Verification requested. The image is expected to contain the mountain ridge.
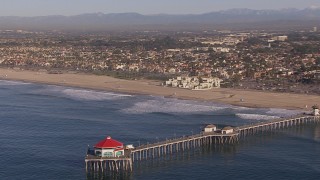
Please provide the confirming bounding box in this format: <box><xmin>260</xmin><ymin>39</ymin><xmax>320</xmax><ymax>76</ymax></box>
<box><xmin>1</xmin><ymin>8</ymin><xmax>320</xmax><ymax>31</ymax></box>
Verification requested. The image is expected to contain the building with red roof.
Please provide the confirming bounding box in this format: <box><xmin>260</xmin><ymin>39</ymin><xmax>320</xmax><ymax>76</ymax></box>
<box><xmin>94</xmin><ymin>136</ymin><xmax>124</xmax><ymax>157</ymax></box>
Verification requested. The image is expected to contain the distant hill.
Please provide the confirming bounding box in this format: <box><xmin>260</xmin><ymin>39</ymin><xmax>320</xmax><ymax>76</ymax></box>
<box><xmin>1</xmin><ymin>8</ymin><xmax>320</xmax><ymax>32</ymax></box>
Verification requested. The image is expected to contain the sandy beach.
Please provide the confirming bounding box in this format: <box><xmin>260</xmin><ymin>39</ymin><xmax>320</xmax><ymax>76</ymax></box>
<box><xmin>1</xmin><ymin>68</ymin><xmax>319</xmax><ymax>110</ymax></box>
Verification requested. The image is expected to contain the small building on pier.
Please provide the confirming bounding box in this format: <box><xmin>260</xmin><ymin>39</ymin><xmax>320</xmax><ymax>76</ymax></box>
<box><xmin>312</xmin><ymin>106</ymin><xmax>319</xmax><ymax>116</ymax></box>
<box><xmin>204</xmin><ymin>124</ymin><xmax>217</xmax><ymax>133</ymax></box>
<box><xmin>222</xmin><ymin>126</ymin><xmax>234</xmax><ymax>134</ymax></box>
<box><xmin>94</xmin><ymin>136</ymin><xmax>124</xmax><ymax>157</ymax></box>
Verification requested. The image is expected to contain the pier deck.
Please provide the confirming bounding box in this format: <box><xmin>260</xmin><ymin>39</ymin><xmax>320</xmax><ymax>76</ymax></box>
<box><xmin>236</xmin><ymin>115</ymin><xmax>319</xmax><ymax>137</ymax></box>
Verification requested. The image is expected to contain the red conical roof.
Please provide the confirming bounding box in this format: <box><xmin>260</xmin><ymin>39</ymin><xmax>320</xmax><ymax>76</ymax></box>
<box><xmin>94</xmin><ymin>136</ymin><xmax>123</xmax><ymax>148</ymax></box>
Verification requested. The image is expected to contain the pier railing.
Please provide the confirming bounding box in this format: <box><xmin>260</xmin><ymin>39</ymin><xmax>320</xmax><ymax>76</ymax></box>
<box><xmin>236</xmin><ymin>115</ymin><xmax>319</xmax><ymax>137</ymax></box>
<box><xmin>132</xmin><ymin>132</ymin><xmax>236</xmax><ymax>152</ymax></box>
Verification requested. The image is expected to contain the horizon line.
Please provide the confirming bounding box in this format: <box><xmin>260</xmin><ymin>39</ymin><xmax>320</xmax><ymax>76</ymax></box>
<box><xmin>0</xmin><ymin>7</ymin><xmax>317</xmax><ymax>18</ymax></box>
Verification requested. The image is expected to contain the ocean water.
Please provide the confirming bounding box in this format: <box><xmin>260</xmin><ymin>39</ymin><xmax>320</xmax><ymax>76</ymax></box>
<box><xmin>0</xmin><ymin>80</ymin><xmax>319</xmax><ymax>180</ymax></box>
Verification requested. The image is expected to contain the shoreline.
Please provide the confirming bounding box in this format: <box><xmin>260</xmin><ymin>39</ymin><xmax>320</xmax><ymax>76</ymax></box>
<box><xmin>1</xmin><ymin>68</ymin><xmax>319</xmax><ymax>110</ymax></box>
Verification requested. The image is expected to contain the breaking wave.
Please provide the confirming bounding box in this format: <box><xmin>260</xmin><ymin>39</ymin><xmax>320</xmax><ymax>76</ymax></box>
<box><xmin>0</xmin><ymin>80</ymin><xmax>31</xmax><ymax>86</ymax></box>
<box><xmin>32</xmin><ymin>85</ymin><xmax>132</xmax><ymax>101</ymax></box>
<box><xmin>121</xmin><ymin>98</ymin><xmax>226</xmax><ymax>114</ymax></box>
<box><xmin>61</xmin><ymin>89</ymin><xmax>131</xmax><ymax>101</ymax></box>
<box><xmin>266</xmin><ymin>108</ymin><xmax>301</xmax><ymax>117</ymax></box>
<box><xmin>236</xmin><ymin>113</ymin><xmax>279</xmax><ymax>120</ymax></box>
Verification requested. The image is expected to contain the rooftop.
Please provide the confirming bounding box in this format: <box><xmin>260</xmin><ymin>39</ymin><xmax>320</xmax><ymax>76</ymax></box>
<box><xmin>94</xmin><ymin>136</ymin><xmax>123</xmax><ymax>149</ymax></box>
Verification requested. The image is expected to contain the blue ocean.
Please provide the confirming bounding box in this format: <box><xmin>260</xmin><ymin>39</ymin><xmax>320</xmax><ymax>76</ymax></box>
<box><xmin>0</xmin><ymin>80</ymin><xmax>319</xmax><ymax>180</ymax></box>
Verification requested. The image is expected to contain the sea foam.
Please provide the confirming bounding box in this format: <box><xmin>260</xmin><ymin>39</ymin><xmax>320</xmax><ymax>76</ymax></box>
<box><xmin>0</xmin><ymin>80</ymin><xmax>31</xmax><ymax>86</ymax></box>
<box><xmin>33</xmin><ymin>85</ymin><xmax>132</xmax><ymax>101</ymax></box>
<box><xmin>266</xmin><ymin>108</ymin><xmax>302</xmax><ymax>117</ymax></box>
<box><xmin>236</xmin><ymin>113</ymin><xmax>279</xmax><ymax>120</ymax></box>
<box><xmin>121</xmin><ymin>98</ymin><xmax>225</xmax><ymax>114</ymax></box>
<box><xmin>61</xmin><ymin>89</ymin><xmax>131</xmax><ymax>101</ymax></box>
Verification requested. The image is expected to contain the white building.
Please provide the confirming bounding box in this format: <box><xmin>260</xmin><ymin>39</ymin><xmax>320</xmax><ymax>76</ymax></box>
<box><xmin>213</xmin><ymin>47</ymin><xmax>230</xmax><ymax>53</ymax></box>
<box><xmin>313</xmin><ymin>108</ymin><xmax>319</xmax><ymax>116</ymax></box>
<box><xmin>272</xmin><ymin>36</ymin><xmax>288</xmax><ymax>41</ymax></box>
<box><xmin>204</xmin><ymin>124</ymin><xmax>217</xmax><ymax>133</ymax></box>
<box><xmin>165</xmin><ymin>76</ymin><xmax>221</xmax><ymax>90</ymax></box>
<box><xmin>221</xmin><ymin>126</ymin><xmax>234</xmax><ymax>134</ymax></box>
<box><xmin>313</xmin><ymin>27</ymin><xmax>317</xmax><ymax>32</ymax></box>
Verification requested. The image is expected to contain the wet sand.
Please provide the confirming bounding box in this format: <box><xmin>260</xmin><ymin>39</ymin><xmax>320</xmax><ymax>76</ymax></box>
<box><xmin>1</xmin><ymin>68</ymin><xmax>319</xmax><ymax>110</ymax></box>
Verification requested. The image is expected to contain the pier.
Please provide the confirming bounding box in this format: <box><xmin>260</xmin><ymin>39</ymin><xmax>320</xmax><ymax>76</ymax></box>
<box><xmin>131</xmin><ymin>132</ymin><xmax>238</xmax><ymax>161</ymax></box>
<box><xmin>236</xmin><ymin>115</ymin><xmax>320</xmax><ymax>138</ymax></box>
<box><xmin>85</xmin><ymin>115</ymin><xmax>320</xmax><ymax>173</ymax></box>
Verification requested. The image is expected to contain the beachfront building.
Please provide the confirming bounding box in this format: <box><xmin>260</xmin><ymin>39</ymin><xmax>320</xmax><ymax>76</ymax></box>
<box><xmin>271</xmin><ymin>35</ymin><xmax>288</xmax><ymax>41</ymax></box>
<box><xmin>165</xmin><ymin>76</ymin><xmax>221</xmax><ymax>90</ymax></box>
<box><xmin>312</xmin><ymin>105</ymin><xmax>319</xmax><ymax>116</ymax></box>
<box><xmin>222</xmin><ymin>126</ymin><xmax>234</xmax><ymax>134</ymax></box>
<box><xmin>94</xmin><ymin>136</ymin><xmax>124</xmax><ymax>157</ymax></box>
<box><xmin>204</xmin><ymin>124</ymin><xmax>217</xmax><ymax>133</ymax></box>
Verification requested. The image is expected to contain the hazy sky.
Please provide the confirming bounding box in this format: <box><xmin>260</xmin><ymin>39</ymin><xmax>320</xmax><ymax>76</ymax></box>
<box><xmin>1</xmin><ymin>0</ymin><xmax>320</xmax><ymax>16</ymax></box>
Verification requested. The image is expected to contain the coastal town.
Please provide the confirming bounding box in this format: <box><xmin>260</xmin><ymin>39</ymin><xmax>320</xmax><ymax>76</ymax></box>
<box><xmin>1</xmin><ymin>1</ymin><xmax>320</xmax><ymax>179</ymax></box>
<box><xmin>0</xmin><ymin>29</ymin><xmax>319</xmax><ymax>94</ymax></box>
